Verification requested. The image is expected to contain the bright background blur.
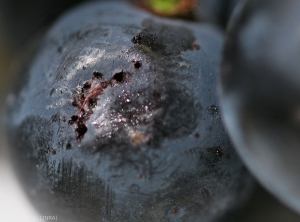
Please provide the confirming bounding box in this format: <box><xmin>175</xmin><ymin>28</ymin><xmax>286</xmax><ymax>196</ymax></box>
<box><xmin>1</xmin><ymin>1</ymin><xmax>300</xmax><ymax>221</ymax></box>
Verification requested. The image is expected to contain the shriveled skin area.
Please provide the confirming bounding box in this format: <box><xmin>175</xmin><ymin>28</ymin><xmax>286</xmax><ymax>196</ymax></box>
<box><xmin>5</xmin><ymin>1</ymin><xmax>254</xmax><ymax>222</ymax></box>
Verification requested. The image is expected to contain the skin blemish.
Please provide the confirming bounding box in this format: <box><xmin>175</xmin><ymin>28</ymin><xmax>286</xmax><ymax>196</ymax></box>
<box><xmin>193</xmin><ymin>43</ymin><xmax>200</xmax><ymax>50</ymax></box>
<box><xmin>207</xmin><ymin>105</ymin><xmax>219</xmax><ymax>115</ymax></box>
<box><xmin>71</xmin><ymin>115</ymin><xmax>79</xmax><ymax>122</ymax></box>
<box><xmin>194</xmin><ymin>132</ymin><xmax>200</xmax><ymax>138</ymax></box>
<box><xmin>88</xmin><ymin>97</ymin><xmax>97</xmax><ymax>108</ymax></box>
<box><xmin>83</xmin><ymin>81</ymin><xmax>91</xmax><ymax>89</ymax></box>
<box><xmin>131</xmin><ymin>33</ymin><xmax>144</xmax><ymax>44</ymax></box>
<box><xmin>66</xmin><ymin>143</ymin><xmax>72</xmax><ymax>150</ymax></box>
<box><xmin>132</xmin><ymin>60</ymin><xmax>142</xmax><ymax>69</ymax></box>
<box><xmin>137</xmin><ymin>174</ymin><xmax>143</xmax><ymax>179</ymax></box>
<box><xmin>69</xmin><ymin>70</ymin><xmax>129</xmax><ymax>141</ymax></box>
<box><xmin>171</xmin><ymin>207</ymin><xmax>179</xmax><ymax>215</ymax></box>
<box><xmin>75</xmin><ymin>122</ymin><xmax>88</xmax><ymax>141</ymax></box>
<box><xmin>215</xmin><ymin>148</ymin><xmax>223</xmax><ymax>157</ymax></box>
<box><xmin>71</xmin><ymin>98</ymin><xmax>78</xmax><ymax>107</ymax></box>
<box><xmin>101</xmin><ymin>81</ymin><xmax>109</xmax><ymax>89</ymax></box>
<box><xmin>68</xmin><ymin>115</ymin><xmax>79</xmax><ymax>125</ymax></box>
<box><xmin>93</xmin><ymin>70</ymin><xmax>104</xmax><ymax>79</ymax></box>
<box><xmin>111</xmin><ymin>70</ymin><xmax>127</xmax><ymax>85</ymax></box>
<box><xmin>130</xmin><ymin>132</ymin><xmax>149</xmax><ymax>146</ymax></box>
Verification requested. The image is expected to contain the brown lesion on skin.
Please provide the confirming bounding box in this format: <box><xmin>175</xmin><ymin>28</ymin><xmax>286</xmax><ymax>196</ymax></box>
<box><xmin>51</xmin><ymin>149</ymin><xmax>57</xmax><ymax>155</ymax></box>
<box><xmin>192</xmin><ymin>43</ymin><xmax>200</xmax><ymax>50</ymax></box>
<box><xmin>130</xmin><ymin>131</ymin><xmax>150</xmax><ymax>146</ymax></box>
<box><xmin>137</xmin><ymin>174</ymin><xmax>144</xmax><ymax>179</ymax></box>
<box><xmin>194</xmin><ymin>132</ymin><xmax>200</xmax><ymax>138</ymax></box>
<box><xmin>171</xmin><ymin>207</ymin><xmax>179</xmax><ymax>215</ymax></box>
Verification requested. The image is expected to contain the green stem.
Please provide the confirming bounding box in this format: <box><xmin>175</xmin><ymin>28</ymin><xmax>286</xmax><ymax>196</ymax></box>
<box><xmin>148</xmin><ymin>0</ymin><xmax>181</xmax><ymax>14</ymax></box>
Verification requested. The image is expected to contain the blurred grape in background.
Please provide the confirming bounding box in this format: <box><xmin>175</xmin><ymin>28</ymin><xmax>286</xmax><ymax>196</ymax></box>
<box><xmin>0</xmin><ymin>0</ymin><xmax>300</xmax><ymax>221</ymax></box>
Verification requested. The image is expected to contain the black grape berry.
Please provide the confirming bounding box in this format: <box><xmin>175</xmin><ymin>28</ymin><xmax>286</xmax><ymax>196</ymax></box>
<box><xmin>220</xmin><ymin>0</ymin><xmax>300</xmax><ymax>214</ymax></box>
<box><xmin>5</xmin><ymin>1</ymin><xmax>254</xmax><ymax>222</ymax></box>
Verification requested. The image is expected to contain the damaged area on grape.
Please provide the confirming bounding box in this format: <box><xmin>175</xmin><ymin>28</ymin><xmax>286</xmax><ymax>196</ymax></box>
<box><xmin>69</xmin><ymin>70</ymin><xmax>129</xmax><ymax>141</ymax></box>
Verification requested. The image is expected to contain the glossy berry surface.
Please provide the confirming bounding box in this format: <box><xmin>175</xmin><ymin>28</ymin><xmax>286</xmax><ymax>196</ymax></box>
<box><xmin>5</xmin><ymin>1</ymin><xmax>253</xmax><ymax>221</ymax></box>
<box><xmin>220</xmin><ymin>0</ymin><xmax>300</xmax><ymax>214</ymax></box>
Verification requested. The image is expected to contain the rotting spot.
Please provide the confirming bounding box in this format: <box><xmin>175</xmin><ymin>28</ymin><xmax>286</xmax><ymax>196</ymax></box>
<box><xmin>66</xmin><ymin>143</ymin><xmax>72</xmax><ymax>150</ymax></box>
<box><xmin>137</xmin><ymin>174</ymin><xmax>143</xmax><ymax>179</ymax></box>
<box><xmin>172</xmin><ymin>207</ymin><xmax>179</xmax><ymax>215</ymax></box>
<box><xmin>131</xmin><ymin>33</ymin><xmax>143</xmax><ymax>44</ymax></box>
<box><xmin>112</xmin><ymin>70</ymin><xmax>127</xmax><ymax>84</ymax></box>
<box><xmin>83</xmin><ymin>81</ymin><xmax>91</xmax><ymax>89</ymax></box>
<box><xmin>71</xmin><ymin>98</ymin><xmax>78</xmax><ymax>107</ymax></box>
<box><xmin>194</xmin><ymin>132</ymin><xmax>200</xmax><ymax>138</ymax></box>
<box><xmin>88</xmin><ymin>97</ymin><xmax>97</xmax><ymax>108</ymax></box>
<box><xmin>76</xmin><ymin>122</ymin><xmax>88</xmax><ymax>141</ymax></box>
<box><xmin>69</xmin><ymin>70</ymin><xmax>129</xmax><ymax>141</ymax></box>
<box><xmin>93</xmin><ymin>70</ymin><xmax>104</xmax><ymax>79</ymax></box>
<box><xmin>68</xmin><ymin>115</ymin><xmax>79</xmax><ymax>125</ymax></box>
<box><xmin>193</xmin><ymin>43</ymin><xmax>200</xmax><ymax>50</ymax></box>
<box><xmin>132</xmin><ymin>60</ymin><xmax>142</xmax><ymax>69</ymax></box>
<box><xmin>131</xmin><ymin>132</ymin><xmax>149</xmax><ymax>146</ymax></box>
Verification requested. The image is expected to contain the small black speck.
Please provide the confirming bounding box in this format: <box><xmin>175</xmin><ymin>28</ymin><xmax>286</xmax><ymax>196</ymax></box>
<box><xmin>193</xmin><ymin>43</ymin><xmax>200</xmax><ymax>50</ymax></box>
<box><xmin>93</xmin><ymin>70</ymin><xmax>104</xmax><ymax>79</ymax></box>
<box><xmin>83</xmin><ymin>81</ymin><xmax>91</xmax><ymax>89</ymax></box>
<box><xmin>89</xmin><ymin>97</ymin><xmax>97</xmax><ymax>108</ymax></box>
<box><xmin>112</xmin><ymin>70</ymin><xmax>126</xmax><ymax>83</ymax></box>
<box><xmin>57</xmin><ymin>46</ymin><xmax>62</xmax><ymax>53</ymax></box>
<box><xmin>72</xmin><ymin>98</ymin><xmax>78</xmax><ymax>107</ymax></box>
<box><xmin>133</xmin><ymin>60</ymin><xmax>142</xmax><ymax>69</ymax></box>
<box><xmin>71</xmin><ymin>115</ymin><xmax>79</xmax><ymax>122</ymax></box>
<box><xmin>172</xmin><ymin>207</ymin><xmax>179</xmax><ymax>215</ymax></box>
<box><xmin>50</xmin><ymin>88</ymin><xmax>55</xmax><ymax>96</ymax></box>
<box><xmin>132</xmin><ymin>33</ymin><xmax>143</xmax><ymax>44</ymax></box>
<box><xmin>207</xmin><ymin>105</ymin><xmax>219</xmax><ymax>115</ymax></box>
<box><xmin>194</xmin><ymin>132</ymin><xmax>200</xmax><ymax>138</ymax></box>
<box><xmin>66</xmin><ymin>143</ymin><xmax>72</xmax><ymax>150</ymax></box>
<box><xmin>76</xmin><ymin>122</ymin><xmax>88</xmax><ymax>141</ymax></box>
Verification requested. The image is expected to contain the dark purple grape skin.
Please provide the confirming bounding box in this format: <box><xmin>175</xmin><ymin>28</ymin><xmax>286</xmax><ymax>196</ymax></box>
<box><xmin>4</xmin><ymin>1</ymin><xmax>254</xmax><ymax>222</ymax></box>
<box><xmin>220</xmin><ymin>0</ymin><xmax>300</xmax><ymax>214</ymax></box>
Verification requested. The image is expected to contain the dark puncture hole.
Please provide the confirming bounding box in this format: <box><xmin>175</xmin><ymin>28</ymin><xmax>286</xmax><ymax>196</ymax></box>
<box><xmin>93</xmin><ymin>70</ymin><xmax>104</xmax><ymax>79</ymax></box>
<box><xmin>112</xmin><ymin>71</ymin><xmax>126</xmax><ymax>82</ymax></box>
